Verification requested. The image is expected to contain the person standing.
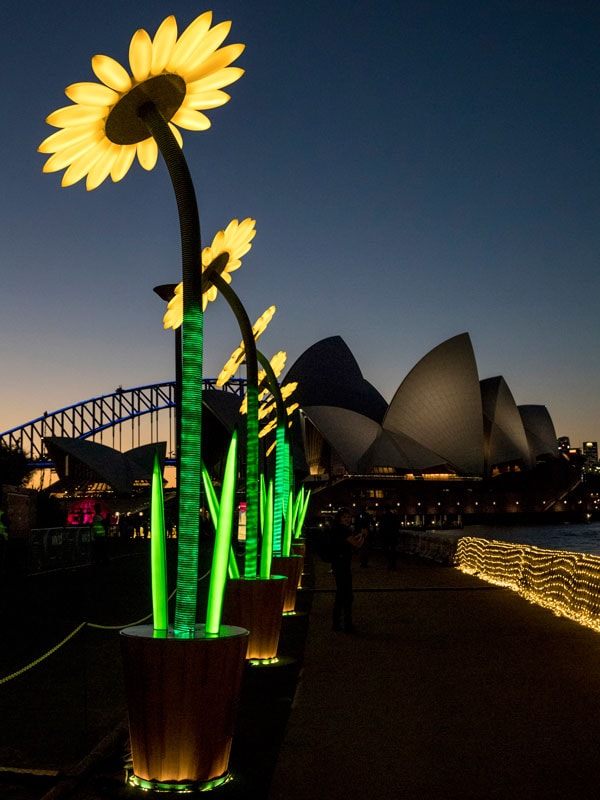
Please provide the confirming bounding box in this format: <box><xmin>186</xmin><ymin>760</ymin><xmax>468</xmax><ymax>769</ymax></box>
<box><xmin>330</xmin><ymin>508</ymin><xmax>364</xmax><ymax>633</ymax></box>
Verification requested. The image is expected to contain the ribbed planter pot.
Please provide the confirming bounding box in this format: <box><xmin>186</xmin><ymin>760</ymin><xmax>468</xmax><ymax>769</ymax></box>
<box><xmin>271</xmin><ymin>555</ymin><xmax>303</xmax><ymax>612</ymax></box>
<box><xmin>120</xmin><ymin>624</ymin><xmax>249</xmax><ymax>792</ymax></box>
<box><xmin>291</xmin><ymin>540</ymin><xmax>306</xmax><ymax>587</ymax></box>
<box><xmin>222</xmin><ymin>575</ymin><xmax>287</xmax><ymax>661</ymax></box>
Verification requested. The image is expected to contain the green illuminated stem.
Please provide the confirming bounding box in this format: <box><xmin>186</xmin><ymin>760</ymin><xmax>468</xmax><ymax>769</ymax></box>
<box><xmin>206</xmin><ymin>430</ymin><xmax>238</xmax><ymax>635</ymax></box>
<box><xmin>140</xmin><ymin>103</ymin><xmax>202</xmax><ymax>638</ymax></box>
<box><xmin>256</xmin><ymin>350</ymin><xmax>289</xmax><ymax>556</ymax></box>
<box><xmin>206</xmin><ymin>272</ymin><xmax>259</xmax><ymax>578</ymax></box>
<box><xmin>150</xmin><ymin>450</ymin><xmax>169</xmax><ymax>633</ymax></box>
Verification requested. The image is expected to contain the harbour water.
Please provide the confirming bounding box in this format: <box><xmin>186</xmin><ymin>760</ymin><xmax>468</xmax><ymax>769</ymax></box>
<box><xmin>464</xmin><ymin>521</ymin><xmax>600</xmax><ymax>557</ymax></box>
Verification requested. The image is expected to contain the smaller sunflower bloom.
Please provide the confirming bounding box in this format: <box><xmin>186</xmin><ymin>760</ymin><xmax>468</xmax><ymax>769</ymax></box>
<box><xmin>216</xmin><ymin>305</ymin><xmax>276</xmax><ymax>387</ymax></box>
<box><xmin>163</xmin><ymin>218</ymin><xmax>256</xmax><ymax>329</ymax></box>
<box><xmin>39</xmin><ymin>12</ymin><xmax>245</xmax><ymax>190</ymax></box>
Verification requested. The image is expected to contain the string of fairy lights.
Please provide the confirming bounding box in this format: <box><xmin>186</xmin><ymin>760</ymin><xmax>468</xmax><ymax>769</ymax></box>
<box><xmin>456</xmin><ymin>536</ymin><xmax>600</xmax><ymax>633</ymax></box>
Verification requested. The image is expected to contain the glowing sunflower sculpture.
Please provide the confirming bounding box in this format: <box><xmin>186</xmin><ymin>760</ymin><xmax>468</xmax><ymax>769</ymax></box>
<box><xmin>38</xmin><ymin>12</ymin><xmax>244</xmax><ymax>190</ymax></box>
<box><xmin>217</xmin><ymin>306</ymin><xmax>276</xmax><ymax>386</ymax></box>
<box><xmin>163</xmin><ymin>218</ymin><xmax>256</xmax><ymax>328</ymax></box>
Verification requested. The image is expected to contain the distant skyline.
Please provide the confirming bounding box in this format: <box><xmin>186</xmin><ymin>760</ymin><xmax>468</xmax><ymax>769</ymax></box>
<box><xmin>1</xmin><ymin>0</ymin><xmax>598</xmax><ymax>448</ymax></box>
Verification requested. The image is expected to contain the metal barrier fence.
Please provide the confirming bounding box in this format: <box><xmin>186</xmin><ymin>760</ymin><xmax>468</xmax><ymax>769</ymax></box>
<box><xmin>27</xmin><ymin>527</ymin><xmax>92</xmax><ymax>574</ymax></box>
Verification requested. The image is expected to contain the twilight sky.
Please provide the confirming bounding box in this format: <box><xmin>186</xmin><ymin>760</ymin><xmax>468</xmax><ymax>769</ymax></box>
<box><xmin>1</xmin><ymin>0</ymin><xmax>598</xmax><ymax>448</ymax></box>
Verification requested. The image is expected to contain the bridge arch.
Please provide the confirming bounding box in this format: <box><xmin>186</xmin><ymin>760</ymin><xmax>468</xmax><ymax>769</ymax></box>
<box><xmin>0</xmin><ymin>379</ymin><xmax>247</xmax><ymax>467</ymax></box>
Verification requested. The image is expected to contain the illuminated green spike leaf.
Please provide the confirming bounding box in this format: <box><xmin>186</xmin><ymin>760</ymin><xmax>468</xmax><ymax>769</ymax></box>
<box><xmin>151</xmin><ymin>449</ymin><xmax>169</xmax><ymax>634</ymax></box>
<box><xmin>295</xmin><ymin>488</ymin><xmax>311</xmax><ymax>539</ymax></box>
<box><xmin>202</xmin><ymin>461</ymin><xmax>239</xmax><ymax>579</ymax></box>
<box><xmin>292</xmin><ymin>487</ymin><xmax>304</xmax><ymax>530</ymax></box>
<box><xmin>206</xmin><ymin>430</ymin><xmax>238</xmax><ymax>635</ymax></box>
<box><xmin>260</xmin><ymin>479</ymin><xmax>274</xmax><ymax>578</ymax></box>
<box><xmin>282</xmin><ymin>490</ymin><xmax>294</xmax><ymax>557</ymax></box>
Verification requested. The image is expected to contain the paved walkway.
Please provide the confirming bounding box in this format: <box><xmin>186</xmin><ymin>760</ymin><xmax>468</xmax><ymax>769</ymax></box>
<box><xmin>269</xmin><ymin>551</ymin><xmax>600</xmax><ymax>800</ymax></box>
<box><xmin>5</xmin><ymin>545</ymin><xmax>600</xmax><ymax>798</ymax></box>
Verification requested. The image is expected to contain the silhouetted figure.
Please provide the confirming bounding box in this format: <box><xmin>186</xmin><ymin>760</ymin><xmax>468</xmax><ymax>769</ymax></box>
<box><xmin>356</xmin><ymin>507</ymin><xmax>371</xmax><ymax>567</ymax></box>
<box><xmin>330</xmin><ymin>508</ymin><xmax>365</xmax><ymax>633</ymax></box>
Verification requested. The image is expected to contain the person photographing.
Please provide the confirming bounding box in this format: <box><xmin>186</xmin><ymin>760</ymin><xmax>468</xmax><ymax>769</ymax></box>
<box><xmin>330</xmin><ymin>508</ymin><xmax>365</xmax><ymax>633</ymax></box>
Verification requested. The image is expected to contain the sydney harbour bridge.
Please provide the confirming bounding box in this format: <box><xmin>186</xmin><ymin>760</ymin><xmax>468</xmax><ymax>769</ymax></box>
<box><xmin>0</xmin><ymin>379</ymin><xmax>247</xmax><ymax>470</ymax></box>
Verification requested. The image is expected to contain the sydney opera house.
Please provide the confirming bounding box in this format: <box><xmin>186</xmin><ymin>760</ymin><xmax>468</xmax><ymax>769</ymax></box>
<box><xmin>283</xmin><ymin>332</ymin><xmax>578</xmax><ymax>522</ymax></box>
<box><xmin>37</xmin><ymin>331</ymin><xmax>580</xmax><ymax>526</ymax></box>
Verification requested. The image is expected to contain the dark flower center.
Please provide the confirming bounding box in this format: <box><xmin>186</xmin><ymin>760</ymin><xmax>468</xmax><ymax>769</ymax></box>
<box><xmin>105</xmin><ymin>74</ymin><xmax>186</xmax><ymax>145</ymax></box>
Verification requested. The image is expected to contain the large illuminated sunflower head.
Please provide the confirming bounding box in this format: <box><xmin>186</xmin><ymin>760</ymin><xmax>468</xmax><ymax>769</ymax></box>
<box><xmin>216</xmin><ymin>306</ymin><xmax>276</xmax><ymax>387</ymax></box>
<box><xmin>163</xmin><ymin>217</ymin><xmax>256</xmax><ymax>329</ymax></box>
<box><xmin>39</xmin><ymin>12</ymin><xmax>244</xmax><ymax>190</ymax></box>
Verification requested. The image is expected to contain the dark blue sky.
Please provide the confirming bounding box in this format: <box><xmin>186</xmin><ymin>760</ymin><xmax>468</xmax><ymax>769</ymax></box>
<box><xmin>1</xmin><ymin>0</ymin><xmax>598</xmax><ymax>446</ymax></box>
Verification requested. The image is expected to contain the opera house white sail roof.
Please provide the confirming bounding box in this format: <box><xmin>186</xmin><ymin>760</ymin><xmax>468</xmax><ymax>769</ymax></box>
<box><xmin>285</xmin><ymin>332</ymin><xmax>557</xmax><ymax>479</ymax></box>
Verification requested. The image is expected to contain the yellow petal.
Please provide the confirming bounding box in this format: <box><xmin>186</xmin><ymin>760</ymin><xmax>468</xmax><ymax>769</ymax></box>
<box><xmin>65</xmin><ymin>82</ymin><xmax>119</xmax><ymax>107</ymax></box>
<box><xmin>46</xmin><ymin>104</ymin><xmax>107</xmax><ymax>127</ymax></box>
<box><xmin>168</xmin><ymin>122</ymin><xmax>184</xmax><ymax>148</ymax></box>
<box><xmin>167</xmin><ymin>11</ymin><xmax>213</xmax><ymax>72</ymax></box>
<box><xmin>151</xmin><ymin>15</ymin><xmax>178</xmax><ymax>75</ymax></box>
<box><xmin>92</xmin><ymin>54</ymin><xmax>132</xmax><ymax>93</ymax></box>
<box><xmin>136</xmin><ymin>138</ymin><xmax>158</xmax><ymax>170</ymax></box>
<box><xmin>259</xmin><ymin>419</ymin><xmax>277</xmax><ymax>438</ymax></box>
<box><xmin>185</xmin><ymin>43</ymin><xmax>245</xmax><ymax>83</ymax></box>
<box><xmin>281</xmin><ymin>383</ymin><xmax>297</xmax><ymax>400</ymax></box>
<box><xmin>170</xmin><ymin>108</ymin><xmax>211</xmax><ymax>131</ymax></box>
<box><xmin>86</xmin><ymin>142</ymin><xmax>120</xmax><ymax>190</ymax></box>
<box><xmin>61</xmin><ymin>144</ymin><xmax>106</xmax><ymax>187</ymax></box>
<box><xmin>38</xmin><ymin>124</ymin><xmax>102</xmax><ymax>154</ymax></box>
<box><xmin>110</xmin><ymin>144</ymin><xmax>137</xmax><ymax>182</ymax></box>
<box><xmin>178</xmin><ymin>21</ymin><xmax>233</xmax><ymax>78</ymax></box>
<box><xmin>265</xmin><ymin>441</ymin><xmax>276</xmax><ymax>458</ymax></box>
<box><xmin>129</xmin><ymin>28</ymin><xmax>153</xmax><ymax>83</ymax></box>
<box><xmin>182</xmin><ymin>90</ymin><xmax>230</xmax><ymax>110</ymax></box>
<box><xmin>186</xmin><ymin>66</ymin><xmax>245</xmax><ymax>93</ymax></box>
<box><xmin>41</xmin><ymin>132</ymin><xmax>104</xmax><ymax>172</ymax></box>
<box><xmin>252</xmin><ymin>306</ymin><xmax>276</xmax><ymax>339</ymax></box>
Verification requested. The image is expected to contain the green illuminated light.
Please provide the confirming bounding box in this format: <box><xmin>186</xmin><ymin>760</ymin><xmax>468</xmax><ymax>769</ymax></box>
<box><xmin>260</xmin><ymin>479</ymin><xmax>274</xmax><ymax>579</ymax></box>
<box><xmin>206</xmin><ymin>431</ymin><xmax>238</xmax><ymax>636</ymax></box>
<box><xmin>129</xmin><ymin>771</ymin><xmax>232</xmax><ymax>793</ymax></box>
<box><xmin>150</xmin><ymin>450</ymin><xmax>168</xmax><ymax>633</ymax></box>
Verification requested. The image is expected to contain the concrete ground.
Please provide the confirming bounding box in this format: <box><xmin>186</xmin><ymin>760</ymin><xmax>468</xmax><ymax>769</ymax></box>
<box><xmin>269</xmin><ymin>552</ymin><xmax>600</xmax><ymax>800</ymax></box>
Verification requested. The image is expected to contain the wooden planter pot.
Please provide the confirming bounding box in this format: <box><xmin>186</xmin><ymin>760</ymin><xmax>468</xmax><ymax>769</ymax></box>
<box><xmin>291</xmin><ymin>540</ymin><xmax>307</xmax><ymax>586</ymax></box>
<box><xmin>271</xmin><ymin>555</ymin><xmax>304</xmax><ymax>612</ymax></box>
<box><xmin>222</xmin><ymin>575</ymin><xmax>287</xmax><ymax>661</ymax></box>
<box><xmin>120</xmin><ymin>624</ymin><xmax>249</xmax><ymax>792</ymax></box>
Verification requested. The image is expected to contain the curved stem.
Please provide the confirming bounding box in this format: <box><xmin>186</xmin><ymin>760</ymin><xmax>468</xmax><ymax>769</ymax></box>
<box><xmin>208</xmin><ymin>272</ymin><xmax>260</xmax><ymax>578</ymax></box>
<box><xmin>139</xmin><ymin>103</ymin><xmax>202</xmax><ymax>637</ymax></box>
